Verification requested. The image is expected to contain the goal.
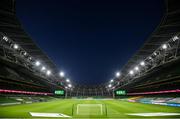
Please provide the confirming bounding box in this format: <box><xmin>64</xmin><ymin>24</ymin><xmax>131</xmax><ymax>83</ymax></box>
<box><xmin>72</xmin><ymin>103</ymin><xmax>107</xmax><ymax>117</ymax></box>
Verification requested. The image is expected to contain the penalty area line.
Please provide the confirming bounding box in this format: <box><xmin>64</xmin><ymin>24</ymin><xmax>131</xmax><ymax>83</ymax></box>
<box><xmin>29</xmin><ymin>112</ymin><xmax>71</xmax><ymax>118</ymax></box>
<box><xmin>127</xmin><ymin>112</ymin><xmax>180</xmax><ymax>116</ymax></box>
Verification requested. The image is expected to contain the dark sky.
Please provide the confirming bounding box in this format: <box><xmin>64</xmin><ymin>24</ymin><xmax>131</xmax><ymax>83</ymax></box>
<box><xmin>16</xmin><ymin>0</ymin><xmax>164</xmax><ymax>85</ymax></box>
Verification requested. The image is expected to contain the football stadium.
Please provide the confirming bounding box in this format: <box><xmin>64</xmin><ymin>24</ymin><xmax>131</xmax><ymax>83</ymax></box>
<box><xmin>0</xmin><ymin>0</ymin><xmax>180</xmax><ymax>118</ymax></box>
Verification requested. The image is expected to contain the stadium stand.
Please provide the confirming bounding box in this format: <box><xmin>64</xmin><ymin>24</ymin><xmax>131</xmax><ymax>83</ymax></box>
<box><xmin>125</xmin><ymin>96</ymin><xmax>180</xmax><ymax>107</ymax></box>
<box><xmin>0</xmin><ymin>95</ymin><xmax>58</xmax><ymax>105</ymax></box>
<box><xmin>0</xmin><ymin>0</ymin><xmax>180</xmax><ymax>99</ymax></box>
<box><xmin>0</xmin><ymin>0</ymin><xmax>180</xmax><ymax>119</ymax></box>
<box><xmin>0</xmin><ymin>0</ymin><xmax>67</xmax><ymax>97</ymax></box>
<box><xmin>107</xmin><ymin>0</ymin><xmax>180</xmax><ymax>97</ymax></box>
<box><xmin>1</xmin><ymin>0</ymin><xmax>180</xmax><ymax>118</ymax></box>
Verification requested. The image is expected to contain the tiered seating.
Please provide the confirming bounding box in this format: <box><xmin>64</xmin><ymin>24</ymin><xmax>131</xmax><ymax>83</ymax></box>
<box><xmin>168</xmin><ymin>97</ymin><xmax>180</xmax><ymax>103</ymax></box>
<box><xmin>0</xmin><ymin>96</ymin><xmax>57</xmax><ymax>105</ymax></box>
<box><xmin>127</xmin><ymin>96</ymin><xmax>180</xmax><ymax>107</ymax></box>
<box><xmin>126</xmin><ymin>59</ymin><xmax>180</xmax><ymax>93</ymax></box>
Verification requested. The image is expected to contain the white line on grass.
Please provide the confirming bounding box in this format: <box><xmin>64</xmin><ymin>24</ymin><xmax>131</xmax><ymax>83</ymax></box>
<box><xmin>127</xmin><ymin>112</ymin><xmax>180</xmax><ymax>116</ymax></box>
<box><xmin>29</xmin><ymin>112</ymin><xmax>71</xmax><ymax>117</ymax></box>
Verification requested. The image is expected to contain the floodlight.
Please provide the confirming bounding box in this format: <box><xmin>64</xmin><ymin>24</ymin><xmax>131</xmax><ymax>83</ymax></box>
<box><xmin>153</xmin><ymin>52</ymin><xmax>157</xmax><ymax>56</ymax></box>
<box><xmin>148</xmin><ymin>57</ymin><xmax>152</xmax><ymax>60</ymax></box>
<box><xmin>66</xmin><ymin>78</ymin><xmax>70</xmax><ymax>82</ymax></box>
<box><xmin>68</xmin><ymin>84</ymin><xmax>72</xmax><ymax>88</ymax></box>
<box><xmin>35</xmin><ymin>61</ymin><xmax>41</xmax><ymax>66</ymax></box>
<box><xmin>162</xmin><ymin>44</ymin><xmax>167</xmax><ymax>49</ymax></box>
<box><xmin>13</xmin><ymin>44</ymin><xmax>19</xmax><ymax>49</ymax></box>
<box><xmin>65</xmin><ymin>86</ymin><xmax>68</xmax><ymax>89</ymax></box>
<box><xmin>140</xmin><ymin>61</ymin><xmax>145</xmax><ymax>66</ymax></box>
<box><xmin>46</xmin><ymin>70</ymin><xmax>51</xmax><ymax>75</ymax></box>
<box><xmin>129</xmin><ymin>70</ymin><xmax>134</xmax><ymax>75</ymax></box>
<box><xmin>41</xmin><ymin>66</ymin><xmax>46</xmax><ymax>71</ymax></box>
<box><xmin>29</xmin><ymin>57</ymin><xmax>32</xmax><ymax>60</ymax></box>
<box><xmin>110</xmin><ymin>79</ymin><xmax>114</xmax><ymax>83</ymax></box>
<box><xmin>108</xmin><ymin>84</ymin><xmax>112</xmax><ymax>88</ymax></box>
<box><xmin>59</xmin><ymin>71</ymin><xmax>65</xmax><ymax>77</ymax></box>
<box><xmin>173</xmin><ymin>36</ymin><xmax>179</xmax><ymax>41</ymax></box>
<box><xmin>134</xmin><ymin>66</ymin><xmax>139</xmax><ymax>71</ymax></box>
<box><xmin>23</xmin><ymin>52</ymin><xmax>27</xmax><ymax>56</ymax></box>
<box><xmin>3</xmin><ymin>36</ymin><xmax>8</xmax><ymax>42</ymax></box>
<box><xmin>116</xmin><ymin>72</ymin><xmax>120</xmax><ymax>77</ymax></box>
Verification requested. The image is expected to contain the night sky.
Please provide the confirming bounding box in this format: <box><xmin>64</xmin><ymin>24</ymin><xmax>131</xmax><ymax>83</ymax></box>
<box><xmin>16</xmin><ymin>0</ymin><xmax>164</xmax><ymax>85</ymax></box>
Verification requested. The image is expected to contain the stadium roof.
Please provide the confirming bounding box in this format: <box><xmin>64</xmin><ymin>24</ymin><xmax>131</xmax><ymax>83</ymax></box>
<box><xmin>1</xmin><ymin>0</ymin><xmax>180</xmax><ymax>89</ymax></box>
<box><xmin>0</xmin><ymin>0</ymin><xmax>59</xmax><ymax>73</ymax></box>
<box><xmin>120</xmin><ymin>0</ymin><xmax>180</xmax><ymax>75</ymax></box>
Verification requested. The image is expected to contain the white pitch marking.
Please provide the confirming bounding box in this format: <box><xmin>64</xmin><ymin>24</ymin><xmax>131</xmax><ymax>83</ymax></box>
<box><xmin>29</xmin><ymin>112</ymin><xmax>70</xmax><ymax>117</ymax></box>
<box><xmin>0</xmin><ymin>102</ymin><xmax>21</xmax><ymax>105</ymax></box>
<box><xmin>127</xmin><ymin>112</ymin><xmax>180</xmax><ymax>116</ymax></box>
<box><xmin>60</xmin><ymin>113</ymin><xmax>71</xmax><ymax>117</ymax></box>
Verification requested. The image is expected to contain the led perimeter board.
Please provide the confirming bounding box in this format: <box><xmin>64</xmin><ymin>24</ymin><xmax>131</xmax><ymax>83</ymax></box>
<box><xmin>54</xmin><ymin>90</ymin><xmax>65</xmax><ymax>96</ymax></box>
<box><xmin>115</xmin><ymin>90</ymin><xmax>126</xmax><ymax>96</ymax></box>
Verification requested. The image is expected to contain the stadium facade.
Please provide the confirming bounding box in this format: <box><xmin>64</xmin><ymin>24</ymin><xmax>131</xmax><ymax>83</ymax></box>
<box><xmin>0</xmin><ymin>0</ymin><xmax>180</xmax><ymax>98</ymax></box>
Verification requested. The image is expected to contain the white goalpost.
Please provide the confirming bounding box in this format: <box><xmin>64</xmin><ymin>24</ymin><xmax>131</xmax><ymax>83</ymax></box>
<box><xmin>76</xmin><ymin>104</ymin><xmax>103</xmax><ymax>115</ymax></box>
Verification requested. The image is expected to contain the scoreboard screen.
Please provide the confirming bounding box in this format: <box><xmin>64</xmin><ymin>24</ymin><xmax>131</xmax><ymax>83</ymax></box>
<box><xmin>115</xmin><ymin>90</ymin><xmax>126</xmax><ymax>95</ymax></box>
<box><xmin>54</xmin><ymin>90</ymin><xmax>65</xmax><ymax>95</ymax></box>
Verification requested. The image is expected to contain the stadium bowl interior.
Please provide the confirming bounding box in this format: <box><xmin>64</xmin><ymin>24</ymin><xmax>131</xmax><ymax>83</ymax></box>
<box><xmin>0</xmin><ymin>0</ymin><xmax>180</xmax><ymax>118</ymax></box>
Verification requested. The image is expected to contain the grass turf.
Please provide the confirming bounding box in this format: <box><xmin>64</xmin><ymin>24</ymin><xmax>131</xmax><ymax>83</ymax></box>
<box><xmin>0</xmin><ymin>99</ymin><xmax>180</xmax><ymax>118</ymax></box>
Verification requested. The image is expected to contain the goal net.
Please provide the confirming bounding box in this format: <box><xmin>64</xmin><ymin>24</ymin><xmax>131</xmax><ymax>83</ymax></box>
<box><xmin>73</xmin><ymin>103</ymin><xmax>107</xmax><ymax>117</ymax></box>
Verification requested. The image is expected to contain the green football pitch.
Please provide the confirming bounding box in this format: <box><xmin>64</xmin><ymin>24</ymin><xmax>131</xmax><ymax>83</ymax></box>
<box><xmin>0</xmin><ymin>99</ymin><xmax>180</xmax><ymax>119</ymax></box>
